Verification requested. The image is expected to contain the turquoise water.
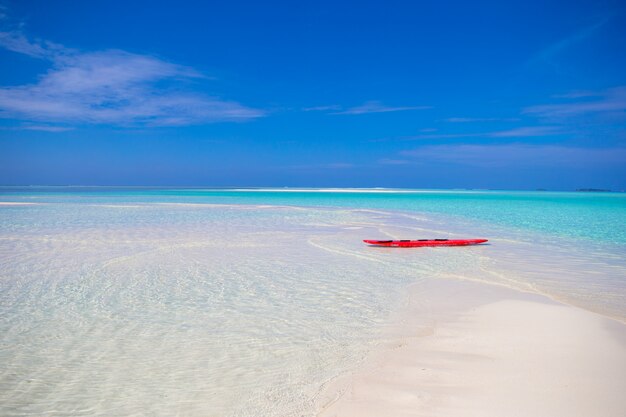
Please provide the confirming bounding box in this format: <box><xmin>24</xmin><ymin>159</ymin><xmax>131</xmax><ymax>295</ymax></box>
<box><xmin>1</xmin><ymin>188</ymin><xmax>625</xmax><ymax>416</ymax></box>
<box><xmin>3</xmin><ymin>187</ymin><xmax>626</xmax><ymax>244</ymax></box>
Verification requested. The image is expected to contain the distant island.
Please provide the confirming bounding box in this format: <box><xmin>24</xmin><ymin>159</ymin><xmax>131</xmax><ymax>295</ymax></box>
<box><xmin>576</xmin><ymin>188</ymin><xmax>612</xmax><ymax>192</ymax></box>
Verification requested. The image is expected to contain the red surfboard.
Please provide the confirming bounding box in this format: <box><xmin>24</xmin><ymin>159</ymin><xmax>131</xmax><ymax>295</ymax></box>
<box><xmin>363</xmin><ymin>238</ymin><xmax>488</xmax><ymax>247</ymax></box>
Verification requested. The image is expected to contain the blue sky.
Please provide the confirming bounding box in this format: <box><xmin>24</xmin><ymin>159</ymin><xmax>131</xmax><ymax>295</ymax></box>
<box><xmin>1</xmin><ymin>0</ymin><xmax>625</xmax><ymax>189</ymax></box>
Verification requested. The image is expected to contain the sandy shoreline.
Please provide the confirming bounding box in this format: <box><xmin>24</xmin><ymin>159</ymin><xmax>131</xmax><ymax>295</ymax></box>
<box><xmin>2</xmin><ymin>199</ymin><xmax>624</xmax><ymax>415</ymax></box>
<box><xmin>317</xmin><ymin>279</ymin><xmax>626</xmax><ymax>417</ymax></box>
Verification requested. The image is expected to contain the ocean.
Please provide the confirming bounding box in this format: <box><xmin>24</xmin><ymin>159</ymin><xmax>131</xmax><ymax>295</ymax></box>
<box><xmin>1</xmin><ymin>188</ymin><xmax>625</xmax><ymax>416</ymax></box>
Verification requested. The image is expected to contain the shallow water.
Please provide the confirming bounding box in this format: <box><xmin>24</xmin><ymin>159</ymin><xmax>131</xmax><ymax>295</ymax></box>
<box><xmin>0</xmin><ymin>189</ymin><xmax>625</xmax><ymax>416</ymax></box>
<box><xmin>5</xmin><ymin>187</ymin><xmax>624</xmax><ymax>243</ymax></box>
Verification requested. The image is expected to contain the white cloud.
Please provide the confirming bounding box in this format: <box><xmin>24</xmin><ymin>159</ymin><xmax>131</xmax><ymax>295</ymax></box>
<box><xmin>326</xmin><ymin>162</ymin><xmax>355</xmax><ymax>169</ymax></box>
<box><xmin>444</xmin><ymin>117</ymin><xmax>499</xmax><ymax>123</ymax></box>
<box><xmin>302</xmin><ymin>105</ymin><xmax>341</xmax><ymax>112</ymax></box>
<box><xmin>332</xmin><ymin>101</ymin><xmax>431</xmax><ymax>115</ymax></box>
<box><xmin>524</xmin><ymin>86</ymin><xmax>626</xmax><ymax>119</ymax></box>
<box><xmin>21</xmin><ymin>125</ymin><xmax>75</xmax><ymax>132</ymax></box>
<box><xmin>304</xmin><ymin>101</ymin><xmax>431</xmax><ymax>115</ymax></box>
<box><xmin>0</xmin><ymin>4</ymin><xmax>8</xmax><ymax>21</ymax></box>
<box><xmin>409</xmin><ymin>126</ymin><xmax>563</xmax><ymax>140</ymax></box>
<box><xmin>443</xmin><ymin>117</ymin><xmax>519</xmax><ymax>123</ymax></box>
<box><xmin>378</xmin><ymin>158</ymin><xmax>410</xmax><ymax>165</ymax></box>
<box><xmin>400</xmin><ymin>144</ymin><xmax>626</xmax><ymax>168</ymax></box>
<box><xmin>284</xmin><ymin>162</ymin><xmax>357</xmax><ymax>170</ymax></box>
<box><xmin>0</xmin><ymin>30</ymin><xmax>264</xmax><ymax>127</ymax></box>
<box><xmin>0</xmin><ymin>29</ymin><xmax>72</xmax><ymax>59</ymax></box>
<box><xmin>488</xmin><ymin>126</ymin><xmax>563</xmax><ymax>137</ymax></box>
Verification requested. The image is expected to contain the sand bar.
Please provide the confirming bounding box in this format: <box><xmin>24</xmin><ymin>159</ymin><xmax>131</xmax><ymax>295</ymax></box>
<box><xmin>318</xmin><ymin>280</ymin><xmax>626</xmax><ymax>417</ymax></box>
<box><xmin>0</xmin><ymin>202</ymin><xmax>42</xmax><ymax>206</ymax></box>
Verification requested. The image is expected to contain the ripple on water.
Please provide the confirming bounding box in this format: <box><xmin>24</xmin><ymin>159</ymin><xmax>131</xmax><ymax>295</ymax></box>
<box><xmin>0</xmin><ymin>202</ymin><xmax>624</xmax><ymax>416</ymax></box>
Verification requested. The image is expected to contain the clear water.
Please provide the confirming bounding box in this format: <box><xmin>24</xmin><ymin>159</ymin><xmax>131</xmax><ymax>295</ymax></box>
<box><xmin>4</xmin><ymin>187</ymin><xmax>625</xmax><ymax>244</ymax></box>
<box><xmin>1</xmin><ymin>188</ymin><xmax>625</xmax><ymax>416</ymax></box>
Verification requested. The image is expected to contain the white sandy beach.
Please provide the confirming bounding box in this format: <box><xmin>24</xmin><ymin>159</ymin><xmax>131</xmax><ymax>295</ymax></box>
<box><xmin>318</xmin><ymin>279</ymin><xmax>626</xmax><ymax>417</ymax></box>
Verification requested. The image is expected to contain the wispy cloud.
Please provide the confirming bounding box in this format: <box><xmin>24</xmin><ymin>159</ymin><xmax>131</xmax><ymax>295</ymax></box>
<box><xmin>21</xmin><ymin>125</ymin><xmax>75</xmax><ymax>132</ymax></box>
<box><xmin>302</xmin><ymin>105</ymin><xmax>342</xmax><ymax>112</ymax></box>
<box><xmin>0</xmin><ymin>125</ymin><xmax>75</xmax><ymax>132</ymax></box>
<box><xmin>444</xmin><ymin>117</ymin><xmax>496</xmax><ymax>123</ymax></box>
<box><xmin>285</xmin><ymin>162</ymin><xmax>357</xmax><ymax>170</ymax></box>
<box><xmin>0</xmin><ymin>25</ymin><xmax>263</xmax><ymax>127</ymax></box>
<box><xmin>326</xmin><ymin>162</ymin><xmax>355</xmax><ymax>169</ymax></box>
<box><xmin>527</xmin><ymin>18</ymin><xmax>610</xmax><ymax>68</ymax></box>
<box><xmin>304</xmin><ymin>101</ymin><xmax>430</xmax><ymax>115</ymax></box>
<box><xmin>407</xmin><ymin>86</ymin><xmax>624</xmax><ymax>145</ymax></box>
<box><xmin>333</xmin><ymin>101</ymin><xmax>431</xmax><ymax>115</ymax></box>
<box><xmin>488</xmin><ymin>126</ymin><xmax>564</xmax><ymax>137</ymax></box>
<box><xmin>524</xmin><ymin>86</ymin><xmax>626</xmax><ymax>119</ymax></box>
<box><xmin>378</xmin><ymin>158</ymin><xmax>410</xmax><ymax>165</ymax></box>
<box><xmin>443</xmin><ymin>117</ymin><xmax>519</xmax><ymax>123</ymax></box>
<box><xmin>0</xmin><ymin>30</ymin><xmax>69</xmax><ymax>59</ymax></box>
<box><xmin>400</xmin><ymin>144</ymin><xmax>626</xmax><ymax>168</ymax></box>
<box><xmin>409</xmin><ymin>126</ymin><xmax>564</xmax><ymax>140</ymax></box>
<box><xmin>0</xmin><ymin>3</ymin><xmax>8</xmax><ymax>21</ymax></box>
<box><xmin>551</xmin><ymin>90</ymin><xmax>601</xmax><ymax>99</ymax></box>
